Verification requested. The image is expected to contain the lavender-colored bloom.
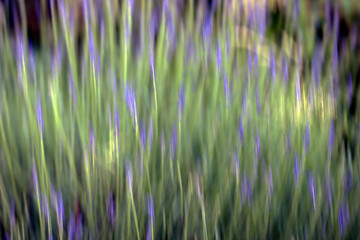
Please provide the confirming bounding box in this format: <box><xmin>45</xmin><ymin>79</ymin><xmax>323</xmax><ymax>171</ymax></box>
<box><xmin>223</xmin><ymin>74</ymin><xmax>230</xmax><ymax>107</ymax></box>
<box><xmin>126</xmin><ymin>161</ymin><xmax>133</xmax><ymax>189</ymax></box>
<box><xmin>256</xmin><ymin>86</ymin><xmax>261</xmax><ymax>114</ymax></box>
<box><xmin>68</xmin><ymin>72</ymin><xmax>77</xmax><ymax>105</ymax></box>
<box><xmin>146</xmin><ymin>221</ymin><xmax>152</xmax><ymax>240</ymax></box>
<box><xmin>347</xmin><ymin>74</ymin><xmax>353</xmax><ymax>107</ymax></box>
<box><xmin>326</xmin><ymin>176</ymin><xmax>331</xmax><ymax>209</ymax></box>
<box><xmin>128</xmin><ymin>0</ymin><xmax>134</xmax><ymax>14</ymax></box>
<box><xmin>312</xmin><ymin>45</ymin><xmax>320</xmax><ymax>88</ymax></box>
<box><xmin>254</xmin><ymin>132</ymin><xmax>260</xmax><ymax>163</ymax></box>
<box><xmin>293</xmin><ymin>0</ymin><xmax>299</xmax><ymax>26</ymax></box>
<box><xmin>170</xmin><ymin>125</ymin><xmax>177</xmax><ymax>160</ymax></box>
<box><xmin>36</xmin><ymin>95</ymin><xmax>44</xmax><ymax>133</ymax></box>
<box><xmin>32</xmin><ymin>162</ymin><xmax>39</xmax><ymax>193</ymax></box>
<box><xmin>140</xmin><ymin>120</ymin><xmax>146</xmax><ymax>150</ymax></box>
<box><xmin>247</xmin><ymin>176</ymin><xmax>253</xmax><ymax>204</ymax></box>
<box><xmin>268</xmin><ymin>168</ymin><xmax>273</xmax><ymax>196</ymax></box>
<box><xmin>58</xmin><ymin>0</ymin><xmax>66</xmax><ymax>21</ymax></box>
<box><xmin>10</xmin><ymin>200</ymin><xmax>15</xmax><ymax>230</ymax></box>
<box><xmin>202</xmin><ymin>13</ymin><xmax>212</xmax><ymax>45</ymax></box>
<box><xmin>107</xmin><ymin>192</ymin><xmax>116</xmax><ymax>227</ymax></box>
<box><xmin>247</xmin><ymin>49</ymin><xmax>252</xmax><ymax>76</ymax></box>
<box><xmin>270</xmin><ymin>50</ymin><xmax>276</xmax><ymax>84</ymax></box>
<box><xmin>177</xmin><ymin>83</ymin><xmax>185</xmax><ymax>118</ymax></box>
<box><xmin>257</xmin><ymin>5</ymin><xmax>266</xmax><ymax>43</ymax></box>
<box><xmin>304</xmin><ymin>122</ymin><xmax>310</xmax><ymax>154</ymax></box>
<box><xmin>88</xmin><ymin>28</ymin><xmax>96</xmax><ymax>67</ymax></box>
<box><xmin>76</xmin><ymin>213</ymin><xmax>83</xmax><ymax>240</ymax></box>
<box><xmin>295</xmin><ymin>70</ymin><xmax>301</xmax><ymax>104</ymax></box>
<box><xmin>29</xmin><ymin>44</ymin><xmax>36</xmax><ymax>77</ymax></box>
<box><xmin>308</xmin><ymin>172</ymin><xmax>316</xmax><ymax>210</ymax></box>
<box><xmin>328</xmin><ymin>120</ymin><xmax>335</xmax><ymax>157</ymax></box>
<box><xmin>89</xmin><ymin>122</ymin><xmax>95</xmax><ymax>153</ymax></box>
<box><xmin>68</xmin><ymin>213</ymin><xmax>75</xmax><ymax>240</ymax></box>
<box><xmin>147</xmin><ymin>118</ymin><xmax>153</xmax><ymax>149</ymax></box>
<box><xmin>216</xmin><ymin>42</ymin><xmax>222</xmax><ymax>73</ymax></box>
<box><xmin>41</xmin><ymin>193</ymin><xmax>50</xmax><ymax>220</ymax></box>
<box><xmin>114</xmin><ymin>106</ymin><xmax>119</xmax><ymax>134</ymax></box>
<box><xmin>124</xmin><ymin>85</ymin><xmax>138</xmax><ymax>126</ymax></box>
<box><xmin>338</xmin><ymin>201</ymin><xmax>349</xmax><ymax>237</ymax></box>
<box><xmin>238</xmin><ymin>117</ymin><xmax>244</xmax><ymax>146</ymax></box>
<box><xmin>294</xmin><ymin>152</ymin><xmax>300</xmax><ymax>187</ymax></box>
<box><xmin>147</xmin><ymin>195</ymin><xmax>155</xmax><ymax>224</ymax></box>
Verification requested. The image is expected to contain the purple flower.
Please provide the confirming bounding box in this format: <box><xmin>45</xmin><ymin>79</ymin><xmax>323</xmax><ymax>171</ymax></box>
<box><xmin>294</xmin><ymin>152</ymin><xmax>300</xmax><ymax>187</ymax></box>
<box><xmin>312</xmin><ymin>45</ymin><xmax>320</xmax><ymax>89</ymax></box>
<box><xmin>147</xmin><ymin>195</ymin><xmax>154</xmax><ymax>224</ymax></box>
<box><xmin>146</xmin><ymin>221</ymin><xmax>152</xmax><ymax>240</ymax></box>
<box><xmin>241</xmin><ymin>173</ymin><xmax>252</xmax><ymax>205</ymax></box>
<box><xmin>202</xmin><ymin>13</ymin><xmax>212</xmax><ymax>45</ymax></box>
<box><xmin>107</xmin><ymin>192</ymin><xmax>116</xmax><ymax>227</ymax></box>
<box><xmin>177</xmin><ymin>83</ymin><xmax>185</xmax><ymax>118</ymax></box>
<box><xmin>326</xmin><ymin>175</ymin><xmax>331</xmax><ymax>209</ymax></box>
<box><xmin>126</xmin><ymin>161</ymin><xmax>133</xmax><ymax>189</ymax></box>
<box><xmin>308</xmin><ymin>172</ymin><xmax>316</xmax><ymax>210</ymax></box>
<box><xmin>332</xmin><ymin>41</ymin><xmax>339</xmax><ymax>78</ymax></box>
<box><xmin>216</xmin><ymin>42</ymin><xmax>222</xmax><ymax>73</ymax></box>
<box><xmin>29</xmin><ymin>44</ymin><xmax>36</xmax><ymax>77</ymax></box>
<box><xmin>347</xmin><ymin>74</ymin><xmax>353</xmax><ymax>107</ymax></box>
<box><xmin>338</xmin><ymin>200</ymin><xmax>350</xmax><ymax>237</ymax></box>
<box><xmin>270</xmin><ymin>50</ymin><xmax>276</xmax><ymax>84</ymax></box>
<box><xmin>170</xmin><ymin>125</ymin><xmax>177</xmax><ymax>160</ymax></box>
<box><xmin>36</xmin><ymin>95</ymin><xmax>44</xmax><ymax>133</ymax></box>
<box><xmin>293</xmin><ymin>0</ymin><xmax>299</xmax><ymax>26</ymax></box>
<box><xmin>59</xmin><ymin>0</ymin><xmax>66</xmax><ymax>21</ymax></box>
<box><xmin>114</xmin><ymin>106</ymin><xmax>119</xmax><ymax>134</ymax></box>
<box><xmin>328</xmin><ymin>120</ymin><xmax>335</xmax><ymax>157</ymax></box>
<box><xmin>124</xmin><ymin>84</ymin><xmax>138</xmax><ymax>126</ymax></box>
<box><xmin>76</xmin><ymin>213</ymin><xmax>83</xmax><ymax>240</ymax></box>
<box><xmin>41</xmin><ymin>193</ymin><xmax>50</xmax><ymax>220</ymax></box>
<box><xmin>304</xmin><ymin>122</ymin><xmax>310</xmax><ymax>154</ymax></box>
<box><xmin>295</xmin><ymin>70</ymin><xmax>301</xmax><ymax>104</ymax></box>
<box><xmin>268</xmin><ymin>168</ymin><xmax>273</xmax><ymax>196</ymax></box>
<box><xmin>10</xmin><ymin>200</ymin><xmax>15</xmax><ymax>230</ymax></box>
<box><xmin>223</xmin><ymin>73</ymin><xmax>230</xmax><ymax>107</ymax></box>
<box><xmin>89</xmin><ymin>122</ymin><xmax>95</xmax><ymax>153</ymax></box>
<box><xmin>247</xmin><ymin>49</ymin><xmax>252</xmax><ymax>76</ymax></box>
<box><xmin>256</xmin><ymin>86</ymin><xmax>261</xmax><ymax>114</ymax></box>
<box><xmin>238</xmin><ymin>117</ymin><xmax>244</xmax><ymax>147</ymax></box>
<box><xmin>140</xmin><ymin>120</ymin><xmax>146</xmax><ymax>150</ymax></box>
<box><xmin>147</xmin><ymin>118</ymin><xmax>153</xmax><ymax>149</ymax></box>
<box><xmin>68</xmin><ymin>213</ymin><xmax>75</xmax><ymax>240</ymax></box>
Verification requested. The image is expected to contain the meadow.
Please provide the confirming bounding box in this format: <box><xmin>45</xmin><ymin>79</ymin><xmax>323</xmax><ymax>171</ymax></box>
<box><xmin>0</xmin><ymin>0</ymin><xmax>359</xmax><ymax>239</ymax></box>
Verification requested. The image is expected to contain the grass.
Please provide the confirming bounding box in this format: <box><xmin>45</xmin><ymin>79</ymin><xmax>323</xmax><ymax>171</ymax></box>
<box><xmin>0</xmin><ymin>0</ymin><xmax>359</xmax><ymax>239</ymax></box>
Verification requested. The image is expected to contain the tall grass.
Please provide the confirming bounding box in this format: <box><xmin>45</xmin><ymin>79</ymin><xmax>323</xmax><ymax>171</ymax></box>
<box><xmin>0</xmin><ymin>0</ymin><xmax>359</xmax><ymax>239</ymax></box>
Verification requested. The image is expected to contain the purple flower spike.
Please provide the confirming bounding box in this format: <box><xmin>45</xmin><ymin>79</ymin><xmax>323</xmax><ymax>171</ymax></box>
<box><xmin>177</xmin><ymin>83</ymin><xmax>185</xmax><ymax>118</ymax></box>
<box><xmin>126</xmin><ymin>161</ymin><xmax>133</xmax><ymax>190</ymax></box>
<box><xmin>88</xmin><ymin>28</ymin><xmax>96</xmax><ymax>66</ymax></box>
<box><xmin>326</xmin><ymin>175</ymin><xmax>331</xmax><ymax>209</ymax></box>
<box><xmin>247</xmin><ymin>49</ymin><xmax>252</xmax><ymax>76</ymax></box>
<box><xmin>124</xmin><ymin>85</ymin><xmax>138</xmax><ymax>126</ymax></box>
<box><xmin>312</xmin><ymin>45</ymin><xmax>320</xmax><ymax>89</ymax></box>
<box><xmin>294</xmin><ymin>152</ymin><xmax>300</xmax><ymax>187</ymax></box>
<box><xmin>247</xmin><ymin>176</ymin><xmax>253</xmax><ymax>204</ymax></box>
<box><xmin>256</xmin><ymin>86</ymin><xmax>261</xmax><ymax>114</ymax></box>
<box><xmin>347</xmin><ymin>74</ymin><xmax>353</xmax><ymax>107</ymax></box>
<box><xmin>216</xmin><ymin>42</ymin><xmax>222</xmax><ymax>73</ymax></box>
<box><xmin>29</xmin><ymin>44</ymin><xmax>36</xmax><ymax>77</ymax></box>
<box><xmin>223</xmin><ymin>74</ymin><xmax>230</xmax><ymax>107</ymax></box>
<box><xmin>170</xmin><ymin>125</ymin><xmax>177</xmax><ymax>160</ymax></box>
<box><xmin>147</xmin><ymin>118</ymin><xmax>153</xmax><ymax>149</ymax></box>
<box><xmin>107</xmin><ymin>192</ymin><xmax>116</xmax><ymax>227</ymax></box>
<box><xmin>146</xmin><ymin>221</ymin><xmax>152</xmax><ymax>240</ymax></box>
<box><xmin>41</xmin><ymin>193</ymin><xmax>50</xmax><ymax>220</ymax></box>
<box><xmin>10</xmin><ymin>200</ymin><xmax>15</xmax><ymax>230</ymax></box>
<box><xmin>304</xmin><ymin>122</ymin><xmax>310</xmax><ymax>154</ymax></box>
<box><xmin>68</xmin><ymin>213</ymin><xmax>75</xmax><ymax>240</ymax></box>
<box><xmin>338</xmin><ymin>200</ymin><xmax>349</xmax><ymax>238</ymax></box>
<box><xmin>36</xmin><ymin>95</ymin><xmax>44</xmax><ymax>133</ymax></box>
<box><xmin>89</xmin><ymin>122</ymin><xmax>95</xmax><ymax>153</ymax></box>
<box><xmin>114</xmin><ymin>106</ymin><xmax>119</xmax><ymax>134</ymax></box>
<box><xmin>295</xmin><ymin>70</ymin><xmax>301</xmax><ymax>104</ymax></box>
<box><xmin>270</xmin><ymin>50</ymin><xmax>276</xmax><ymax>84</ymax></box>
<box><xmin>238</xmin><ymin>117</ymin><xmax>244</xmax><ymax>147</ymax></box>
<box><xmin>328</xmin><ymin>120</ymin><xmax>335</xmax><ymax>157</ymax></box>
<box><xmin>140</xmin><ymin>120</ymin><xmax>146</xmax><ymax>150</ymax></box>
<box><xmin>308</xmin><ymin>172</ymin><xmax>316</xmax><ymax>210</ymax></box>
<box><xmin>76</xmin><ymin>213</ymin><xmax>83</xmax><ymax>240</ymax></box>
<box><xmin>147</xmin><ymin>195</ymin><xmax>155</xmax><ymax>224</ymax></box>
